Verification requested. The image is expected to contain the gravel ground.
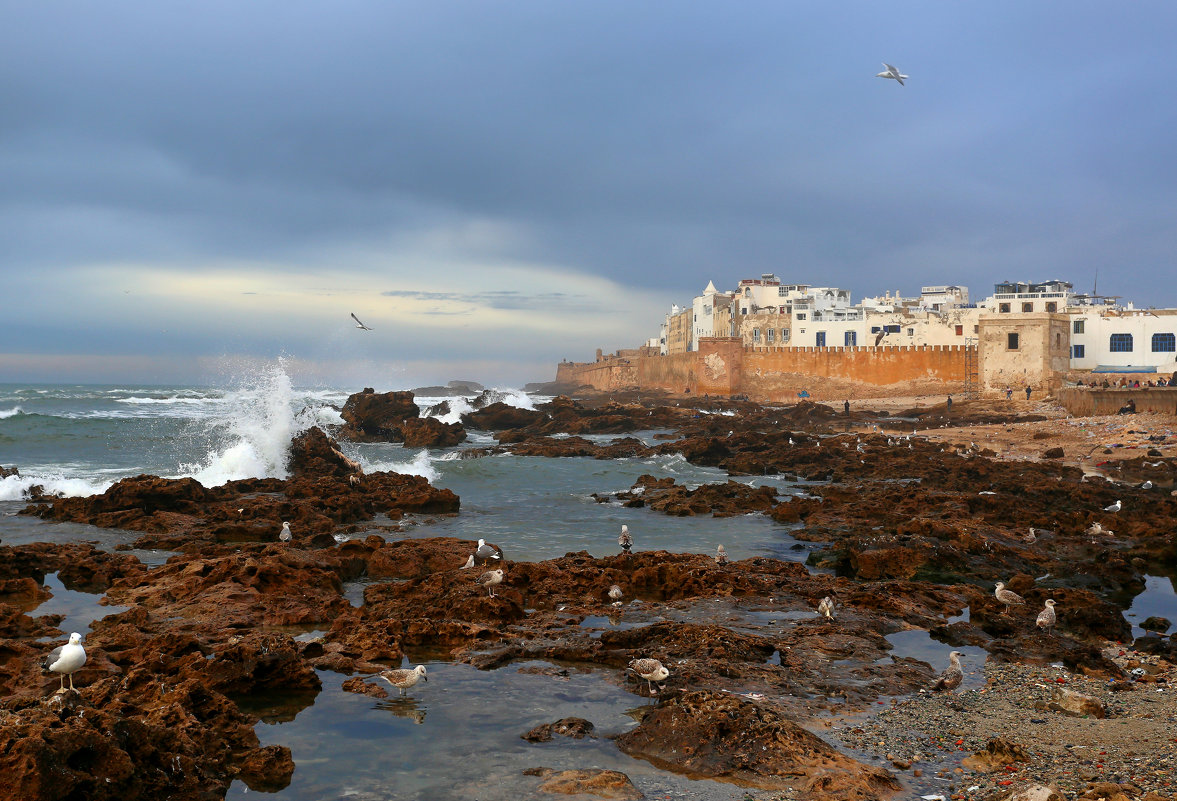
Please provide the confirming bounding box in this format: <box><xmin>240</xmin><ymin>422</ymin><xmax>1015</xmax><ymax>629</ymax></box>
<box><xmin>831</xmin><ymin>647</ymin><xmax>1175</xmax><ymax>800</ymax></box>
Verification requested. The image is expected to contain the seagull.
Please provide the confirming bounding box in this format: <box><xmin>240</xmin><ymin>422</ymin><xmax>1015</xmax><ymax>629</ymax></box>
<box><xmin>817</xmin><ymin>596</ymin><xmax>836</xmax><ymax>620</ymax></box>
<box><xmin>608</xmin><ymin>584</ymin><xmax>624</xmax><ymax>604</ymax></box>
<box><xmin>1141</xmin><ymin>481</ymin><xmax>1153</xmax><ymax>490</ymax></box>
<box><xmin>46</xmin><ymin>633</ymin><xmax>87</xmax><ymax>692</ymax></box>
<box><xmin>1036</xmin><ymin>599</ymin><xmax>1057</xmax><ymax>635</ymax></box>
<box><xmin>475</xmin><ymin>538</ymin><xmax>502</xmax><ymax>566</ymax></box>
<box><xmin>994</xmin><ymin>581</ymin><xmax>1025</xmax><ymax>614</ymax></box>
<box><xmin>1024</xmin><ymin>527</ymin><xmax>1037</xmax><ymax>544</ymax></box>
<box><xmin>618</xmin><ymin>525</ymin><xmax>633</xmax><ymax>554</ymax></box>
<box><xmin>333</xmin><ymin>533</ymin><xmax>350</xmax><ymax>544</ymax></box>
<box><xmin>1086</xmin><ymin>521</ymin><xmax>1107</xmax><ymax>536</ymax></box>
<box><xmin>350</xmin><ymin>312</ymin><xmax>372</xmax><ymax>331</ymax></box>
<box><xmin>279</xmin><ymin>521</ymin><xmax>292</xmax><ymax>542</ymax></box>
<box><xmin>378</xmin><ymin>665</ymin><xmax>427</xmax><ymax>696</ymax></box>
<box><xmin>876</xmin><ymin>62</ymin><xmax>909</xmax><ymax>86</ymax></box>
<box><xmin>477</xmin><ymin>568</ymin><xmax>505</xmax><ymax>597</ymax></box>
<box><xmin>628</xmin><ymin>657</ymin><xmax>670</xmax><ymax>696</ymax></box>
<box><xmin>1104</xmin><ymin>500</ymin><xmax>1122</xmax><ymax>513</ymax></box>
<box><xmin>931</xmin><ymin>651</ymin><xmax>963</xmax><ymax>692</ymax></box>
<box><xmin>460</xmin><ymin>554</ymin><xmax>475</xmax><ymax>569</ymax></box>
<box><xmin>714</xmin><ymin>544</ymin><xmax>728</xmax><ymax>566</ymax></box>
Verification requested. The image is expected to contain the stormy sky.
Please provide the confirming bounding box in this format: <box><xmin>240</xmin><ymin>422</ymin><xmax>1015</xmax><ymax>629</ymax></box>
<box><xmin>3</xmin><ymin>1</ymin><xmax>1175</xmax><ymax>387</ymax></box>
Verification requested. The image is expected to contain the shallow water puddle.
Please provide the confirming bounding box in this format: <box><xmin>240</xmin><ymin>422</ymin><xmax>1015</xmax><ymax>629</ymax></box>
<box><xmin>32</xmin><ymin>571</ymin><xmax>129</xmax><ymax>639</ymax></box>
<box><xmin>882</xmin><ymin>629</ymin><xmax>988</xmax><ymax>690</ymax></box>
<box><xmin>1125</xmin><ymin>574</ymin><xmax>1177</xmax><ymax>639</ymax></box>
<box><xmin>226</xmin><ymin>660</ymin><xmax>752</xmax><ymax>801</ymax></box>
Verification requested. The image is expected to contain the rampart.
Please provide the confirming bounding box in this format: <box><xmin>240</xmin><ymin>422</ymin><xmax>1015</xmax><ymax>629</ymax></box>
<box><xmin>555</xmin><ymin>339</ymin><xmax>973</xmax><ymax>400</ymax></box>
<box><xmin>1057</xmin><ymin>387</ymin><xmax>1177</xmax><ymax>417</ymax></box>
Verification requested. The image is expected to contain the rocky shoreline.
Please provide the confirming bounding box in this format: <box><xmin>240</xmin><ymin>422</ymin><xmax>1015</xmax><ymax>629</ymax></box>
<box><xmin>1</xmin><ymin>391</ymin><xmax>1174</xmax><ymax>801</ymax></box>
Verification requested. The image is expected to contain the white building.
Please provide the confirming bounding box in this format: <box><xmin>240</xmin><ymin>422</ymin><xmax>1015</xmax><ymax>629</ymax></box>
<box><xmin>1067</xmin><ymin>308</ymin><xmax>1177</xmax><ymax>374</ymax></box>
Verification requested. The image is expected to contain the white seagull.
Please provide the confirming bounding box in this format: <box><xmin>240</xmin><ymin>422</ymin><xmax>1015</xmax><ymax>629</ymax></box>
<box><xmin>279</xmin><ymin>521</ymin><xmax>292</xmax><ymax>542</ymax></box>
<box><xmin>1104</xmin><ymin>499</ymin><xmax>1122</xmax><ymax>513</ymax></box>
<box><xmin>46</xmin><ymin>633</ymin><xmax>87</xmax><ymax>692</ymax></box>
<box><xmin>876</xmin><ymin>63</ymin><xmax>909</xmax><ymax>86</ymax></box>
<box><xmin>379</xmin><ymin>665</ymin><xmax>427</xmax><ymax>696</ymax></box>
<box><xmin>350</xmin><ymin>312</ymin><xmax>373</xmax><ymax>331</ymax></box>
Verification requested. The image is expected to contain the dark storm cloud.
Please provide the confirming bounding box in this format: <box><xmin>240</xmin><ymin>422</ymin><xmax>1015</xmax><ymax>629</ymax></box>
<box><xmin>3</xmin><ymin>0</ymin><xmax>1177</xmax><ymax>381</ymax></box>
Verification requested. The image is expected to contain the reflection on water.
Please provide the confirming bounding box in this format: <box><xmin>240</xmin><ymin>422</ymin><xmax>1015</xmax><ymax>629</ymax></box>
<box><xmin>882</xmin><ymin>629</ymin><xmax>988</xmax><ymax>691</ymax></box>
<box><xmin>32</xmin><ymin>571</ymin><xmax>129</xmax><ymax>639</ymax></box>
<box><xmin>1126</xmin><ymin>574</ymin><xmax>1177</xmax><ymax>639</ymax></box>
<box><xmin>226</xmin><ymin>662</ymin><xmax>751</xmax><ymax>801</ymax></box>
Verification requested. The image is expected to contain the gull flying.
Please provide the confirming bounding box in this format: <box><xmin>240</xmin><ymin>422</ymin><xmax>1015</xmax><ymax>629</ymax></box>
<box><xmin>876</xmin><ymin>63</ymin><xmax>909</xmax><ymax>86</ymax></box>
<box><xmin>350</xmin><ymin>313</ymin><xmax>373</xmax><ymax>331</ymax></box>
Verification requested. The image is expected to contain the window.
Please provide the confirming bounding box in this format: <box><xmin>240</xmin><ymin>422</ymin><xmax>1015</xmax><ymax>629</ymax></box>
<box><xmin>766</xmin><ymin>328</ymin><xmax>775</xmax><ymax>344</ymax></box>
<box><xmin>1045</xmin><ymin>302</ymin><xmax>1057</xmax><ymax>313</ymax></box>
<box><xmin>752</xmin><ymin>327</ymin><xmax>761</xmax><ymax>343</ymax></box>
<box><xmin>973</xmin><ymin>325</ymin><xmax>979</xmax><ymax>333</ymax></box>
<box><xmin>885</xmin><ymin>324</ymin><xmax>901</xmax><ymax>334</ymax></box>
<box><xmin>815</xmin><ymin>331</ymin><xmax>826</xmax><ymax>346</ymax></box>
<box><xmin>1152</xmin><ymin>333</ymin><xmax>1176</xmax><ymax>352</ymax></box>
<box><xmin>1072</xmin><ymin>344</ymin><xmax>1085</xmax><ymax>358</ymax></box>
<box><xmin>1110</xmin><ymin>333</ymin><xmax>1133</xmax><ymax>352</ymax></box>
<box><xmin>870</xmin><ymin>326</ymin><xmax>882</xmax><ymax>333</ymax></box>
<box><xmin>955</xmin><ymin>325</ymin><xmax>963</xmax><ymax>336</ymax></box>
<box><xmin>1073</xmin><ymin>320</ymin><xmax>1084</xmax><ymax>334</ymax></box>
<box><xmin>999</xmin><ymin>303</ymin><xmax>1011</xmax><ymax>313</ymax></box>
<box><xmin>781</xmin><ymin>328</ymin><xmax>791</xmax><ymax>342</ymax></box>
<box><xmin>796</xmin><ymin>313</ymin><xmax>806</xmax><ymax>320</ymax></box>
<box><xmin>1022</xmin><ymin>302</ymin><xmax>1034</xmax><ymax>312</ymax></box>
<box><xmin>1007</xmin><ymin>332</ymin><xmax>1019</xmax><ymax>350</ymax></box>
<box><xmin>907</xmin><ymin>328</ymin><xmax>914</xmax><ymax>336</ymax></box>
<box><xmin>845</xmin><ymin>331</ymin><xmax>857</xmax><ymax>346</ymax></box>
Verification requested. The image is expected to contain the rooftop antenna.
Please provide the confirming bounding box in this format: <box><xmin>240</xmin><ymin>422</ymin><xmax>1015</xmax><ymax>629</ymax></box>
<box><xmin>1093</xmin><ymin>268</ymin><xmax>1098</xmax><ymax>298</ymax></box>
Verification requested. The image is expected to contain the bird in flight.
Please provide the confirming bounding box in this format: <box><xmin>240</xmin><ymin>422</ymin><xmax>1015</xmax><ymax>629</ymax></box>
<box><xmin>876</xmin><ymin>63</ymin><xmax>908</xmax><ymax>86</ymax></box>
<box><xmin>351</xmin><ymin>313</ymin><xmax>373</xmax><ymax>331</ymax></box>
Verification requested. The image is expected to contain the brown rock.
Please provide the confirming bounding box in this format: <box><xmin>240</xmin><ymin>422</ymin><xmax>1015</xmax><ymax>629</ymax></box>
<box><xmin>340</xmin><ymin>389</ymin><xmax>420</xmax><ymax>440</ymax></box>
<box><xmin>521</xmin><ymin>717</ymin><xmax>596</xmax><ymax>742</ymax></box>
<box><xmin>961</xmin><ymin>737</ymin><xmax>1030</xmax><ymax>771</ymax></box>
<box><xmin>529</xmin><ymin>768</ymin><xmax>643</xmax><ymax>799</ymax></box>
<box><xmin>1046</xmin><ymin>686</ymin><xmax>1107</xmax><ymax>718</ymax></box>
<box><xmin>615</xmin><ymin>690</ymin><xmax>897</xmax><ymax>792</ymax></box>
<box><xmin>236</xmin><ymin>745</ymin><xmax>295</xmax><ymax>792</ymax></box>
<box><xmin>341</xmin><ymin>676</ymin><xmax>389</xmax><ymax>698</ymax></box>
<box><xmin>1042</xmin><ymin>447</ymin><xmax>1065</xmax><ymax>459</ymax></box>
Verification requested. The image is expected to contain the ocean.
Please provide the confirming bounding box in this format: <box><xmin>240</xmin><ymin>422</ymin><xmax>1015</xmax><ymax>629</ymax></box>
<box><xmin>0</xmin><ymin>362</ymin><xmax>812</xmax><ymax>800</ymax></box>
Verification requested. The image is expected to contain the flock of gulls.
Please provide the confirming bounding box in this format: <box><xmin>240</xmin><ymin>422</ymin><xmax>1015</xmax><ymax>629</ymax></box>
<box><xmin>42</xmin><ymin>490</ymin><xmax>1113</xmax><ymax>708</ymax></box>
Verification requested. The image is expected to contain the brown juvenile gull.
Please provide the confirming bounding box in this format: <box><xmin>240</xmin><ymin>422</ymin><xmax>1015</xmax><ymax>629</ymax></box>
<box><xmin>279</xmin><ymin>521</ymin><xmax>292</xmax><ymax>542</ymax></box>
<box><xmin>931</xmin><ymin>651</ymin><xmax>963</xmax><ymax>692</ymax></box>
<box><xmin>45</xmin><ymin>632</ymin><xmax>87</xmax><ymax>693</ymax></box>
<box><xmin>608</xmin><ymin>584</ymin><xmax>623</xmax><ymax>604</ymax></box>
<box><xmin>714</xmin><ymin>544</ymin><xmax>728</xmax><ymax>566</ymax></box>
<box><xmin>994</xmin><ymin>581</ymin><xmax>1025</xmax><ymax>614</ymax></box>
<box><xmin>618</xmin><ymin>525</ymin><xmax>633</xmax><ymax>554</ymax></box>
<box><xmin>628</xmin><ymin>657</ymin><xmax>670</xmax><ymax>695</ymax></box>
<box><xmin>1036</xmin><ymin>599</ymin><xmax>1057</xmax><ymax>634</ymax></box>
<box><xmin>460</xmin><ymin>553</ymin><xmax>475</xmax><ymax>569</ymax></box>
<box><xmin>477</xmin><ymin>568</ymin><xmax>505</xmax><ymax>597</ymax></box>
<box><xmin>379</xmin><ymin>665</ymin><xmax>427</xmax><ymax>696</ymax></box>
<box><xmin>817</xmin><ymin>596</ymin><xmax>836</xmax><ymax>620</ymax></box>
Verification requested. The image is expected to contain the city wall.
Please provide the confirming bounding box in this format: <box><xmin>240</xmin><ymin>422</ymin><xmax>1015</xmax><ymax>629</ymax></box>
<box><xmin>1056</xmin><ymin>387</ymin><xmax>1177</xmax><ymax>417</ymax></box>
<box><xmin>555</xmin><ymin>339</ymin><xmax>973</xmax><ymax>400</ymax></box>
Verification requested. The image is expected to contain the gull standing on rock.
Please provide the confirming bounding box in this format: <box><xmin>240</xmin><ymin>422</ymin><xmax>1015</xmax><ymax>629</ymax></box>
<box><xmin>279</xmin><ymin>521</ymin><xmax>292</xmax><ymax>542</ymax></box>
<box><xmin>714</xmin><ymin>544</ymin><xmax>728</xmax><ymax>566</ymax></box>
<box><xmin>628</xmin><ymin>657</ymin><xmax>670</xmax><ymax>696</ymax></box>
<box><xmin>994</xmin><ymin>581</ymin><xmax>1025</xmax><ymax>614</ymax></box>
<box><xmin>1036</xmin><ymin>599</ymin><xmax>1057</xmax><ymax>634</ymax></box>
<box><xmin>46</xmin><ymin>633</ymin><xmax>87</xmax><ymax>693</ymax></box>
<box><xmin>931</xmin><ymin>651</ymin><xmax>963</xmax><ymax>692</ymax></box>
<box><xmin>608</xmin><ymin>584</ymin><xmax>623</xmax><ymax>606</ymax></box>
<box><xmin>460</xmin><ymin>553</ymin><xmax>475</xmax><ymax>569</ymax></box>
<box><xmin>817</xmin><ymin>596</ymin><xmax>836</xmax><ymax>620</ymax></box>
<box><xmin>1104</xmin><ymin>499</ymin><xmax>1122</xmax><ymax>513</ymax></box>
<box><xmin>475</xmin><ymin>538</ymin><xmax>502</xmax><ymax>566</ymax></box>
<box><xmin>379</xmin><ymin>665</ymin><xmax>427</xmax><ymax>696</ymax></box>
<box><xmin>618</xmin><ymin>525</ymin><xmax>633</xmax><ymax>554</ymax></box>
<box><xmin>477</xmin><ymin>568</ymin><xmax>505</xmax><ymax>597</ymax></box>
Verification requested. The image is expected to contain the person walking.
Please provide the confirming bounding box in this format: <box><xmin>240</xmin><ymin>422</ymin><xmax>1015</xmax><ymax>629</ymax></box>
<box><xmin>1005</xmin><ymin>387</ymin><xmax>1013</xmax><ymax>401</ymax></box>
<box><xmin>1025</xmin><ymin>386</ymin><xmax>1032</xmax><ymax>401</ymax></box>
